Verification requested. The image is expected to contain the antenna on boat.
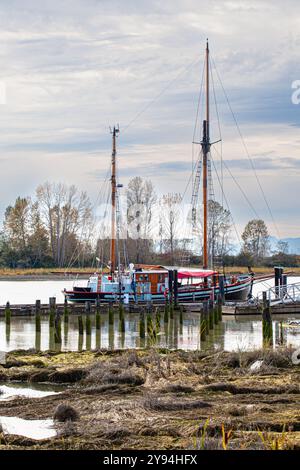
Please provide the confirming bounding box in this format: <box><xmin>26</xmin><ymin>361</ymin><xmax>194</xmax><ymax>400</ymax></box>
<box><xmin>110</xmin><ymin>125</ymin><xmax>119</xmax><ymax>279</ymax></box>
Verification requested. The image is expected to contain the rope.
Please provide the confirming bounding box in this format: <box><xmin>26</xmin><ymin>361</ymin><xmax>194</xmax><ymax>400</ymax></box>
<box><xmin>211</xmin><ymin>56</ymin><xmax>281</xmax><ymax>239</ymax></box>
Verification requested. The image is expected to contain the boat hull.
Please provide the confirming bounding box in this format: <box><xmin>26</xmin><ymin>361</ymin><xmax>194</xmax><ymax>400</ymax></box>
<box><xmin>64</xmin><ymin>277</ymin><xmax>252</xmax><ymax>304</ymax></box>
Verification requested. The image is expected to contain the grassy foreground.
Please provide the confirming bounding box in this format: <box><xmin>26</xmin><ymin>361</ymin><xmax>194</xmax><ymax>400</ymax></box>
<box><xmin>0</xmin><ymin>347</ymin><xmax>299</xmax><ymax>450</ymax></box>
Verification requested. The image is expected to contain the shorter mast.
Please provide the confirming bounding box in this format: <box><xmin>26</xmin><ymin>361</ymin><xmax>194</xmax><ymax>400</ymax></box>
<box><xmin>110</xmin><ymin>126</ymin><xmax>119</xmax><ymax>278</ymax></box>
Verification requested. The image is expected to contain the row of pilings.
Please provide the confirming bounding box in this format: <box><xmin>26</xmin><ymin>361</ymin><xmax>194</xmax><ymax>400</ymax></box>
<box><xmin>2</xmin><ymin>290</ymin><xmax>277</xmax><ymax>350</ymax></box>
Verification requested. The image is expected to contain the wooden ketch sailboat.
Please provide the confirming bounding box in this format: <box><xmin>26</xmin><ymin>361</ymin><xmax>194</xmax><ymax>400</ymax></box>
<box><xmin>64</xmin><ymin>41</ymin><xmax>253</xmax><ymax>304</ymax></box>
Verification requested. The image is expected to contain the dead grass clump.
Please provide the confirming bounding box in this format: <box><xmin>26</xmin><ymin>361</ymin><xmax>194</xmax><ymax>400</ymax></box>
<box><xmin>227</xmin><ymin>405</ymin><xmax>249</xmax><ymax>417</ymax></box>
<box><xmin>242</xmin><ymin>348</ymin><xmax>292</xmax><ymax>369</ymax></box>
<box><xmin>53</xmin><ymin>403</ymin><xmax>79</xmax><ymax>422</ymax></box>
<box><xmin>49</xmin><ymin>368</ymin><xmax>87</xmax><ymax>383</ymax></box>
<box><xmin>161</xmin><ymin>383</ymin><xmax>195</xmax><ymax>394</ymax></box>
<box><xmin>205</xmin><ymin>382</ymin><xmax>299</xmax><ymax>395</ymax></box>
<box><xmin>29</xmin><ymin>370</ymin><xmax>51</xmax><ymax>382</ymax></box>
<box><xmin>143</xmin><ymin>395</ymin><xmax>211</xmax><ymax>411</ymax></box>
<box><xmin>220</xmin><ymin>353</ymin><xmax>241</xmax><ymax>369</ymax></box>
<box><xmin>102</xmin><ymin>371</ymin><xmax>144</xmax><ymax>386</ymax></box>
<box><xmin>84</xmin><ymin>361</ymin><xmax>144</xmax><ymax>387</ymax></box>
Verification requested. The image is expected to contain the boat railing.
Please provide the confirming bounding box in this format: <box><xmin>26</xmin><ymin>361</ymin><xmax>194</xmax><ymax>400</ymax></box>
<box><xmin>256</xmin><ymin>282</ymin><xmax>300</xmax><ymax>305</ymax></box>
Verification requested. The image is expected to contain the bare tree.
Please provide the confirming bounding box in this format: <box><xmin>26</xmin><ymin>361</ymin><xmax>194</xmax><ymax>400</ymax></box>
<box><xmin>160</xmin><ymin>193</ymin><xmax>183</xmax><ymax>265</ymax></box>
<box><xmin>36</xmin><ymin>182</ymin><xmax>93</xmax><ymax>266</ymax></box>
<box><xmin>126</xmin><ymin>177</ymin><xmax>156</xmax><ymax>264</ymax></box>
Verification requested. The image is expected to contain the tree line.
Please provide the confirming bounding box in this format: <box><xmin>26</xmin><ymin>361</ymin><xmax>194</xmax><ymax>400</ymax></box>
<box><xmin>0</xmin><ymin>177</ymin><xmax>298</xmax><ymax>269</ymax></box>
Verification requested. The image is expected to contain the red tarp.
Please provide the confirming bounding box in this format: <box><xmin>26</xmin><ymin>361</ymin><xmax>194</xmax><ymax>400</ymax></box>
<box><xmin>177</xmin><ymin>270</ymin><xmax>216</xmax><ymax>279</ymax></box>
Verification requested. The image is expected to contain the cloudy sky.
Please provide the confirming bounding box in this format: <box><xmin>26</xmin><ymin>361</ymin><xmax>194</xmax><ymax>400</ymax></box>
<box><xmin>0</xmin><ymin>0</ymin><xmax>300</xmax><ymax>241</ymax></box>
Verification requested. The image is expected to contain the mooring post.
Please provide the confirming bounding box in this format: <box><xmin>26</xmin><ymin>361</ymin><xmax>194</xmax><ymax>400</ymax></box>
<box><xmin>119</xmin><ymin>302</ymin><xmax>125</xmax><ymax>333</ymax></box>
<box><xmin>95</xmin><ymin>298</ymin><xmax>101</xmax><ymax>330</ymax></box>
<box><xmin>35</xmin><ymin>299</ymin><xmax>41</xmax><ymax>333</ymax></box>
<box><xmin>262</xmin><ymin>291</ymin><xmax>272</xmax><ymax>346</ymax></box>
<box><xmin>204</xmin><ymin>300</ymin><xmax>210</xmax><ymax>335</ymax></box>
<box><xmin>274</xmin><ymin>266</ymin><xmax>283</xmax><ymax>298</ymax></box>
<box><xmin>49</xmin><ymin>297</ymin><xmax>56</xmax><ymax>328</ymax></box>
<box><xmin>282</xmin><ymin>274</ymin><xmax>287</xmax><ymax>299</ymax></box>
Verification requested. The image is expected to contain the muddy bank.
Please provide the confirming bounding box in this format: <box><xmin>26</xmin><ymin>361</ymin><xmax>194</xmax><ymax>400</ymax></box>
<box><xmin>0</xmin><ymin>348</ymin><xmax>299</xmax><ymax>450</ymax></box>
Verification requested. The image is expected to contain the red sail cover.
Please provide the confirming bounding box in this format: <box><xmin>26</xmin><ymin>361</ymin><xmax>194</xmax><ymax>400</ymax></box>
<box><xmin>177</xmin><ymin>270</ymin><xmax>216</xmax><ymax>279</ymax></box>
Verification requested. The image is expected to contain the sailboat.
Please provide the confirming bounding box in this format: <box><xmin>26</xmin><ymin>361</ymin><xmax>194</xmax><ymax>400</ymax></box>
<box><xmin>63</xmin><ymin>41</ymin><xmax>253</xmax><ymax>304</ymax></box>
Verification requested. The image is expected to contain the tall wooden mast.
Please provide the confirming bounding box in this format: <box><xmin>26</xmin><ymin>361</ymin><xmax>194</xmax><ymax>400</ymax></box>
<box><xmin>110</xmin><ymin>126</ymin><xmax>119</xmax><ymax>278</ymax></box>
<box><xmin>201</xmin><ymin>39</ymin><xmax>210</xmax><ymax>269</ymax></box>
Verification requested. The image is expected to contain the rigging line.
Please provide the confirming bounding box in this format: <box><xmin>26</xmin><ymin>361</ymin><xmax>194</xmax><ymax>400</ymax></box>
<box><xmin>182</xmin><ymin>154</ymin><xmax>201</xmax><ymax>203</ymax></box>
<box><xmin>192</xmin><ymin>59</ymin><xmax>205</xmax><ymax>173</ymax></box>
<box><xmin>122</xmin><ymin>55</ymin><xmax>202</xmax><ymax>134</ymax></box>
<box><xmin>211</xmin><ymin>57</ymin><xmax>281</xmax><ymax>239</ymax></box>
<box><xmin>210</xmin><ymin>56</ymin><xmax>223</xmax><ymax>207</ymax></box>
<box><xmin>210</xmin><ymin>152</ymin><xmax>242</xmax><ymax>249</ymax></box>
<box><xmin>212</xmin><ymin>146</ymin><xmax>261</xmax><ymax>220</ymax></box>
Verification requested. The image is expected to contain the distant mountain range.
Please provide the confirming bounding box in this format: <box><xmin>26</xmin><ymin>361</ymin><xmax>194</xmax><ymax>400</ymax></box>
<box><xmin>269</xmin><ymin>237</ymin><xmax>300</xmax><ymax>255</ymax></box>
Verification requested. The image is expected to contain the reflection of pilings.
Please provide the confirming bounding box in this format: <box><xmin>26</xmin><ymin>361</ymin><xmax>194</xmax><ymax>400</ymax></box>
<box><xmin>78</xmin><ymin>333</ymin><xmax>83</xmax><ymax>352</ymax></box>
<box><xmin>139</xmin><ymin>310</ymin><xmax>145</xmax><ymax>339</ymax></box>
<box><xmin>86</xmin><ymin>314</ymin><xmax>92</xmax><ymax>336</ymax></box>
<box><xmin>35</xmin><ymin>331</ymin><xmax>41</xmax><ymax>352</ymax></box>
<box><xmin>108</xmin><ymin>323</ymin><xmax>114</xmax><ymax>350</ymax></box>
<box><xmin>86</xmin><ymin>333</ymin><xmax>92</xmax><ymax>351</ymax></box>
<box><xmin>64</xmin><ymin>298</ymin><xmax>69</xmax><ymax>323</ymax></box>
<box><xmin>49</xmin><ymin>297</ymin><xmax>55</xmax><ymax>328</ymax></box>
<box><xmin>119</xmin><ymin>304</ymin><xmax>125</xmax><ymax>333</ymax></box>
<box><xmin>49</xmin><ymin>326</ymin><xmax>55</xmax><ymax>351</ymax></box>
<box><xmin>164</xmin><ymin>301</ymin><xmax>169</xmax><ymax>323</ymax></box>
<box><xmin>155</xmin><ymin>308</ymin><xmax>161</xmax><ymax>333</ymax></box>
<box><xmin>5</xmin><ymin>301</ymin><xmax>11</xmax><ymax>326</ymax></box>
<box><xmin>208</xmin><ymin>300</ymin><xmax>214</xmax><ymax>330</ymax></box>
<box><xmin>78</xmin><ymin>315</ymin><xmax>84</xmax><ymax>336</ymax></box>
<box><xmin>64</xmin><ymin>318</ymin><xmax>69</xmax><ymax>346</ymax></box>
<box><xmin>54</xmin><ymin>312</ymin><xmax>62</xmax><ymax>345</ymax></box>
<box><xmin>109</xmin><ymin>303</ymin><xmax>114</xmax><ymax>326</ymax></box>
<box><xmin>95</xmin><ymin>328</ymin><xmax>101</xmax><ymax>349</ymax></box>
<box><xmin>262</xmin><ymin>292</ymin><xmax>273</xmax><ymax>346</ymax></box>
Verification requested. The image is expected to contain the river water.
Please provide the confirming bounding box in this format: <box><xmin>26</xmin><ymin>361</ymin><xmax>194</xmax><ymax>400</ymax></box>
<box><xmin>0</xmin><ymin>277</ymin><xmax>299</xmax><ymax>353</ymax></box>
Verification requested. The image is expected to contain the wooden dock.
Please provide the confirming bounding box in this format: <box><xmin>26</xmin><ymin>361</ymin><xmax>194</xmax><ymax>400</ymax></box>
<box><xmin>222</xmin><ymin>301</ymin><xmax>300</xmax><ymax>316</ymax></box>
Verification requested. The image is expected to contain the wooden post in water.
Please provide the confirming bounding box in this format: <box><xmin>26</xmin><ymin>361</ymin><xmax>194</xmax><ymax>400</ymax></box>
<box><xmin>49</xmin><ymin>297</ymin><xmax>56</xmax><ymax>328</ymax></box>
<box><xmin>95</xmin><ymin>298</ymin><xmax>101</xmax><ymax>331</ymax></box>
<box><xmin>262</xmin><ymin>291</ymin><xmax>273</xmax><ymax>346</ymax></box>
<box><xmin>200</xmin><ymin>304</ymin><xmax>207</xmax><ymax>342</ymax></box>
<box><xmin>35</xmin><ymin>299</ymin><xmax>41</xmax><ymax>333</ymax></box>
